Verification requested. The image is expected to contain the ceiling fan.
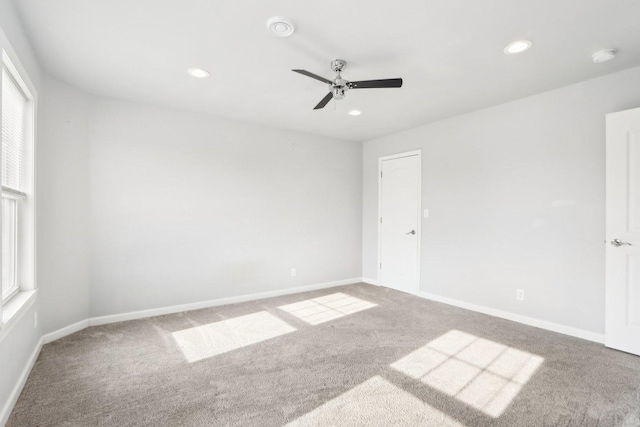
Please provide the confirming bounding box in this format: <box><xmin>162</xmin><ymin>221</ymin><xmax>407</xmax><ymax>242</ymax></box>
<box><xmin>293</xmin><ymin>59</ymin><xmax>403</xmax><ymax>110</ymax></box>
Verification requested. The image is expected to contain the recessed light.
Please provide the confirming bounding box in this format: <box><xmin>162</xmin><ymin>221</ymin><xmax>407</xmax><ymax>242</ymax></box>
<box><xmin>504</xmin><ymin>40</ymin><xmax>533</xmax><ymax>54</ymax></box>
<box><xmin>592</xmin><ymin>49</ymin><xmax>616</xmax><ymax>63</ymax></box>
<box><xmin>267</xmin><ymin>16</ymin><xmax>295</xmax><ymax>37</ymax></box>
<box><xmin>187</xmin><ymin>68</ymin><xmax>210</xmax><ymax>78</ymax></box>
<box><xmin>348</xmin><ymin>110</ymin><xmax>362</xmax><ymax>116</ymax></box>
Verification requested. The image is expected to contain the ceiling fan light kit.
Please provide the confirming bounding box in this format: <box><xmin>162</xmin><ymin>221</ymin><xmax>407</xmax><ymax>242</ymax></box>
<box><xmin>292</xmin><ymin>59</ymin><xmax>403</xmax><ymax>110</ymax></box>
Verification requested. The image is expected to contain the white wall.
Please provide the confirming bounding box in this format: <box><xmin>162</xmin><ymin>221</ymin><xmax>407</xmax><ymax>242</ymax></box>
<box><xmin>37</xmin><ymin>75</ymin><xmax>91</xmax><ymax>333</ymax></box>
<box><xmin>363</xmin><ymin>66</ymin><xmax>640</xmax><ymax>334</ymax></box>
<box><xmin>88</xmin><ymin>98</ymin><xmax>362</xmax><ymax>317</ymax></box>
<box><xmin>0</xmin><ymin>299</ymin><xmax>38</xmax><ymax>422</ymax></box>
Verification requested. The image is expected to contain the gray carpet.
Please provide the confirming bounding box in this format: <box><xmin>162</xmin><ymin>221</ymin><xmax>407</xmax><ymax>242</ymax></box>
<box><xmin>8</xmin><ymin>283</ymin><xmax>640</xmax><ymax>426</ymax></box>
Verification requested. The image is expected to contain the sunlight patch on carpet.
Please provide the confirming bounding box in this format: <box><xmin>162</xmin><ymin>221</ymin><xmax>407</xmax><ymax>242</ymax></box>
<box><xmin>278</xmin><ymin>293</ymin><xmax>377</xmax><ymax>325</ymax></box>
<box><xmin>285</xmin><ymin>375</ymin><xmax>464</xmax><ymax>427</ymax></box>
<box><xmin>391</xmin><ymin>330</ymin><xmax>544</xmax><ymax>417</ymax></box>
<box><xmin>172</xmin><ymin>311</ymin><xmax>296</xmax><ymax>362</ymax></box>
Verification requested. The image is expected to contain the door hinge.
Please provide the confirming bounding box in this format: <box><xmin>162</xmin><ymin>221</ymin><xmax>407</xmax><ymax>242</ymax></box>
<box><xmin>380</xmin><ymin>217</ymin><xmax>382</xmax><ymax>223</ymax></box>
<box><xmin>380</xmin><ymin>171</ymin><xmax>383</xmax><ymax>178</ymax></box>
<box><xmin>379</xmin><ymin>262</ymin><xmax>382</xmax><ymax>269</ymax></box>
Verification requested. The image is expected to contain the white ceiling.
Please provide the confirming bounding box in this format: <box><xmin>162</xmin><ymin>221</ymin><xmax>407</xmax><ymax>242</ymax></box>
<box><xmin>14</xmin><ymin>0</ymin><xmax>640</xmax><ymax>141</ymax></box>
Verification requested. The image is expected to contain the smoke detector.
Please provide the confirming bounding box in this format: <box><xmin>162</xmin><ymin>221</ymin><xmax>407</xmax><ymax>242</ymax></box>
<box><xmin>267</xmin><ymin>16</ymin><xmax>295</xmax><ymax>37</ymax></box>
<box><xmin>592</xmin><ymin>49</ymin><xmax>616</xmax><ymax>63</ymax></box>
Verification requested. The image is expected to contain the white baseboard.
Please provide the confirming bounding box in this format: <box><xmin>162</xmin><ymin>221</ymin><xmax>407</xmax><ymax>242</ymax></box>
<box><xmin>42</xmin><ymin>319</ymin><xmax>89</xmax><ymax>344</ymax></box>
<box><xmin>361</xmin><ymin>277</ymin><xmax>379</xmax><ymax>286</ymax></box>
<box><xmin>89</xmin><ymin>277</ymin><xmax>363</xmax><ymax>327</ymax></box>
<box><xmin>419</xmin><ymin>291</ymin><xmax>605</xmax><ymax>344</ymax></box>
<box><xmin>0</xmin><ymin>336</ymin><xmax>43</xmax><ymax>427</ymax></box>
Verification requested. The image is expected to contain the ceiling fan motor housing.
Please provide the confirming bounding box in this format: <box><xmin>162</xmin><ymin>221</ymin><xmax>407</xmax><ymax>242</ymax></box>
<box><xmin>331</xmin><ymin>59</ymin><xmax>347</xmax><ymax>73</ymax></box>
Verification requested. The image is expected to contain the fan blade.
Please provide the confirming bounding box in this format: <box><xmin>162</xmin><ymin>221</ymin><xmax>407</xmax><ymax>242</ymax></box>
<box><xmin>348</xmin><ymin>78</ymin><xmax>403</xmax><ymax>89</ymax></box>
<box><xmin>292</xmin><ymin>69</ymin><xmax>333</xmax><ymax>85</ymax></box>
<box><xmin>314</xmin><ymin>92</ymin><xmax>333</xmax><ymax>110</ymax></box>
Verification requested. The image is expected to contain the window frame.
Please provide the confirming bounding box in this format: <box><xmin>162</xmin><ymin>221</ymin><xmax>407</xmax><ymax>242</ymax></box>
<box><xmin>0</xmin><ymin>28</ymin><xmax>37</xmax><ymax>333</ymax></box>
<box><xmin>1</xmin><ymin>193</ymin><xmax>19</xmax><ymax>302</ymax></box>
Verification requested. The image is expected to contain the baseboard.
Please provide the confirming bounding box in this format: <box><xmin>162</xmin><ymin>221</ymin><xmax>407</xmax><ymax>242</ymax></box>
<box><xmin>361</xmin><ymin>277</ymin><xmax>379</xmax><ymax>286</ymax></box>
<box><xmin>419</xmin><ymin>291</ymin><xmax>605</xmax><ymax>344</ymax></box>
<box><xmin>0</xmin><ymin>336</ymin><xmax>43</xmax><ymax>426</ymax></box>
<box><xmin>89</xmin><ymin>277</ymin><xmax>363</xmax><ymax>327</ymax></box>
<box><xmin>42</xmin><ymin>319</ymin><xmax>89</xmax><ymax>344</ymax></box>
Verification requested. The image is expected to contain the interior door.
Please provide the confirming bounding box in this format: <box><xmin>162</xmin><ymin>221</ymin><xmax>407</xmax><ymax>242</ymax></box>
<box><xmin>606</xmin><ymin>107</ymin><xmax>640</xmax><ymax>356</ymax></box>
<box><xmin>379</xmin><ymin>152</ymin><xmax>420</xmax><ymax>294</ymax></box>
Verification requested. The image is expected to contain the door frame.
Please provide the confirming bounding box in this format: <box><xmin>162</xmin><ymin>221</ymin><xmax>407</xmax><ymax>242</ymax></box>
<box><xmin>377</xmin><ymin>149</ymin><xmax>422</xmax><ymax>294</ymax></box>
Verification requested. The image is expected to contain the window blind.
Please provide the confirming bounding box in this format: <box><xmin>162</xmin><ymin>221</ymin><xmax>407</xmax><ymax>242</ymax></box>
<box><xmin>1</xmin><ymin>66</ymin><xmax>28</xmax><ymax>192</ymax></box>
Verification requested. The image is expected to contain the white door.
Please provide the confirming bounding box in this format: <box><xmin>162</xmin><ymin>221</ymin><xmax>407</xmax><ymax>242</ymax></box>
<box><xmin>606</xmin><ymin>107</ymin><xmax>640</xmax><ymax>356</ymax></box>
<box><xmin>379</xmin><ymin>152</ymin><xmax>421</xmax><ymax>294</ymax></box>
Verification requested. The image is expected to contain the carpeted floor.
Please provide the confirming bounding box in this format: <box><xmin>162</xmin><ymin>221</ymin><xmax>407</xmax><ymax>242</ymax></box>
<box><xmin>8</xmin><ymin>283</ymin><xmax>640</xmax><ymax>426</ymax></box>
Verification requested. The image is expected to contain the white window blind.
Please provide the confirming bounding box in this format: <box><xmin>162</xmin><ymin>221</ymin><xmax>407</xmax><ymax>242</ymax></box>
<box><xmin>2</xmin><ymin>66</ymin><xmax>28</xmax><ymax>193</ymax></box>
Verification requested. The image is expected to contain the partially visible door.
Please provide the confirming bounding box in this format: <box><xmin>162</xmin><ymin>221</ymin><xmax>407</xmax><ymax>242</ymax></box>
<box><xmin>379</xmin><ymin>152</ymin><xmax>421</xmax><ymax>294</ymax></box>
<box><xmin>606</xmin><ymin>107</ymin><xmax>640</xmax><ymax>356</ymax></box>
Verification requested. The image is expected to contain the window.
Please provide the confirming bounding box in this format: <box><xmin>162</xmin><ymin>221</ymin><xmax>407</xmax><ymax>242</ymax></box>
<box><xmin>1</xmin><ymin>50</ymin><xmax>35</xmax><ymax>306</ymax></box>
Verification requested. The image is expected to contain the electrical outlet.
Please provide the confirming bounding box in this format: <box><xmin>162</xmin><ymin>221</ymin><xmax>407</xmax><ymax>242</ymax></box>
<box><xmin>34</xmin><ymin>312</ymin><xmax>38</xmax><ymax>328</ymax></box>
<box><xmin>516</xmin><ymin>289</ymin><xmax>525</xmax><ymax>301</ymax></box>
<box><xmin>290</xmin><ymin>268</ymin><xmax>296</xmax><ymax>277</ymax></box>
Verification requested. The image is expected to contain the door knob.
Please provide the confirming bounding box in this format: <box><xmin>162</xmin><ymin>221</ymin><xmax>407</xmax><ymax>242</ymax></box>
<box><xmin>406</xmin><ymin>230</ymin><xmax>416</xmax><ymax>235</ymax></box>
<box><xmin>611</xmin><ymin>239</ymin><xmax>632</xmax><ymax>247</ymax></box>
